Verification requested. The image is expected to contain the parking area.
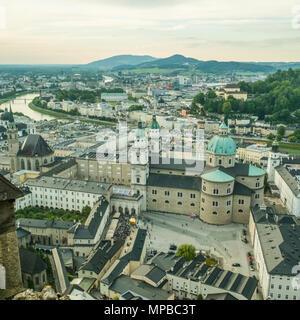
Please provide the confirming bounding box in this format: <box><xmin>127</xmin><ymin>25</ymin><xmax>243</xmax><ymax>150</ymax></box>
<box><xmin>138</xmin><ymin>211</ymin><xmax>258</xmax><ymax>278</ymax></box>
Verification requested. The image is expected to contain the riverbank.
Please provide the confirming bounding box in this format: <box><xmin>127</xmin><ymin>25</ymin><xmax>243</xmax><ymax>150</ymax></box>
<box><xmin>29</xmin><ymin>102</ymin><xmax>116</xmax><ymax>126</ymax></box>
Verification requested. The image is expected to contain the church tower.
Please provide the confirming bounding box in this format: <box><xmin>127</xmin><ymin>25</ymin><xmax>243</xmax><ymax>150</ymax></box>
<box><xmin>7</xmin><ymin>107</ymin><xmax>19</xmax><ymax>173</ymax></box>
<box><xmin>267</xmin><ymin>139</ymin><xmax>281</xmax><ymax>182</ymax></box>
<box><xmin>130</xmin><ymin>118</ymin><xmax>149</xmax><ymax>212</ymax></box>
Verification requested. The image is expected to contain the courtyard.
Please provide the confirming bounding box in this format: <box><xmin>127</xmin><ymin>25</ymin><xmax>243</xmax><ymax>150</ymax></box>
<box><xmin>138</xmin><ymin>211</ymin><xmax>257</xmax><ymax>278</ymax></box>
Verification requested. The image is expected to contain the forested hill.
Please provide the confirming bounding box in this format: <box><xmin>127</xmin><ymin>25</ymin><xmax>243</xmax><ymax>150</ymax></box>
<box><xmin>190</xmin><ymin>68</ymin><xmax>300</xmax><ymax>124</ymax></box>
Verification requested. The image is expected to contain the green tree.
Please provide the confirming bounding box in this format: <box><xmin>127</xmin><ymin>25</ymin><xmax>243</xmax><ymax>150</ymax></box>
<box><xmin>176</xmin><ymin>244</ymin><xmax>196</xmax><ymax>261</ymax></box>
<box><xmin>222</xmin><ymin>101</ymin><xmax>232</xmax><ymax>118</ymax></box>
<box><xmin>267</xmin><ymin>133</ymin><xmax>276</xmax><ymax>140</ymax></box>
<box><xmin>288</xmin><ymin>136</ymin><xmax>297</xmax><ymax>143</ymax></box>
<box><xmin>197</xmin><ymin>294</ymin><xmax>204</xmax><ymax>300</ymax></box>
<box><xmin>277</xmin><ymin>126</ymin><xmax>285</xmax><ymax>137</ymax></box>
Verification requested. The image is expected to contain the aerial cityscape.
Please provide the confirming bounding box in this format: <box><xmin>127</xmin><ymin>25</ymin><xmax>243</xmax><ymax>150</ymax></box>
<box><xmin>1</xmin><ymin>0</ymin><xmax>300</xmax><ymax>305</ymax></box>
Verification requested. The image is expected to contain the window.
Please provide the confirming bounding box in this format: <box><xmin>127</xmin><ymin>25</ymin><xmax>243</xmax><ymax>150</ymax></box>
<box><xmin>213</xmin><ymin>189</ymin><xmax>219</xmax><ymax>195</ymax></box>
<box><xmin>209</xmin><ymin>158</ymin><xmax>212</xmax><ymax>163</ymax></box>
<box><xmin>178</xmin><ymin>202</ymin><xmax>182</xmax><ymax>205</ymax></box>
<box><xmin>178</xmin><ymin>192</ymin><xmax>183</xmax><ymax>197</ymax></box>
<box><xmin>238</xmin><ymin>209</ymin><xmax>243</xmax><ymax>213</ymax></box>
<box><xmin>165</xmin><ymin>200</ymin><xmax>169</xmax><ymax>204</ymax></box>
<box><xmin>136</xmin><ymin>178</ymin><xmax>140</xmax><ymax>183</ymax></box>
<box><xmin>212</xmin><ymin>201</ymin><xmax>219</xmax><ymax>207</ymax></box>
<box><xmin>271</xmin><ymin>284</ymin><xmax>274</xmax><ymax>289</ymax></box>
<box><xmin>238</xmin><ymin>199</ymin><xmax>244</xmax><ymax>205</ymax></box>
<box><xmin>286</xmin><ymin>286</ymin><xmax>289</xmax><ymax>290</ymax></box>
<box><xmin>227</xmin><ymin>210</ymin><xmax>230</xmax><ymax>214</ymax></box>
<box><xmin>218</xmin><ymin>159</ymin><xmax>222</xmax><ymax>165</ymax></box>
<box><xmin>190</xmin><ymin>194</ymin><xmax>196</xmax><ymax>199</ymax></box>
<box><xmin>279</xmin><ymin>285</ymin><xmax>282</xmax><ymax>290</ymax></box>
<box><xmin>203</xmin><ymin>186</ymin><xmax>206</xmax><ymax>191</ymax></box>
<box><xmin>191</xmin><ymin>203</ymin><xmax>195</xmax><ymax>207</ymax></box>
<box><xmin>202</xmin><ymin>198</ymin><xmax>205</xmax><ymax>203</ymax></box>
<box><xmin>165</xmin><ymin>191</ymin><xmax>170</xmax><ymax>196</ymax></box>
<box><xmin>255</xmin><ymin>194</ymin><xmax>260</xmax><ymax>199</ymax></box>
<box><xmin>227</xmin><ymin>188</ymin><xmax>231</xmax><ymax>194</ymax></box>
<box><xmin>152</xmin><ymin>190</ymin><xmax>157</xmax><ymax>195</ymax></box>
<box><xmin>255</xmin><ymin>182</ymin><xmax>260</xmax><ymax>187</ymax></box>
<box><xmin>227</xmin><ymin>200</ymin><xmax>231</xmax><ymax>206</ymax></box>
<box><xmin>212</xmin><ymin>211</ymin><xmax>217</xmax><ymax>215</ymax></box>
<box><xmin>152</xmin><ymin>199</ymin><xmax>157</xmax><ymax>202</ymax></box>
<box><xmin>229</xmin><ymin>159</ymin><xmax>232</xmax><ymax>165</ymax></box>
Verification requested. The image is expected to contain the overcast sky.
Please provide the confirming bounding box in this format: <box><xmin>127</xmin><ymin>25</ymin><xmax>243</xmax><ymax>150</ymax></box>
<box><xmin>0</xmin><ymin>0</ymin><xmax>300</xmax><ymax>64</ymax></box>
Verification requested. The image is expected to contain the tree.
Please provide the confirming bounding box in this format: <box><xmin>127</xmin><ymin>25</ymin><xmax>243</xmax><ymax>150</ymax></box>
<box><xmin>197</xmin><ymin>294</ymin><xmax>204</xmax><ymax>300</ymax></box>
<box><xmin>222</xmin><ymin>101</ymin><xmax>232</xmax><ymax>119</ymax></box>
<box><xmin>82</xmin><ymin>205</ymin><xmax>91</xmax><ymax>217</ymax></box>
<box><xmin>176</xmin><ymin>244</ymin><xmax>196</xmax><ymax>261</ymax></box>
<box><xmin>276</xmin><ymin>134</ymin><xmax>282</xmax><ymax>142</ymax></box>
<box><xmin>288</xmin><ymin>136</ymin><xmax>297</xmax><ymax>143</ymax></box>
<box><xmin>277</xmin><ymin>126</ymin><xmax>285</xmax><ymax>137</ymax></box>
<box><xmin>267</xmin><ymin>133</ymin><xmax>275</xmax><ymax>140</ymax></box>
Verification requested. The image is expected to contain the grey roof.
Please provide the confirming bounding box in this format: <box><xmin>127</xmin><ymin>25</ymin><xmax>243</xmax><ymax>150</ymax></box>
<box><xmin>19</xmin><ymin>248</ymin><xmax>46</xmax><ymax>275</ymax></box>
<box><xmin>206</xmin><ymin>293</ymin><xmax>238</xmax><ymax>300</ymax></box>
<box><xmin>275</xmin><ymin>166</ymin><xmax>300</xmax><ymax>197</ymax></box>
<box><xmin>17</xmin><ymin>218</ymin><xmax>75</xmax><ymax>230</ymax></box>
<box><xmin>146</xmin><ymin>266</ymin><xmax>166</xmax><ymax>284</ymax></box>
<box><xmin>40</xmin><ymin>158</ymin><xmax>77</xmax><ymax>177</ymax></box>
<box><xmin>150</xmin><ymin>157</ymin><xmax>204</xmax><ymax>173</ymax></box>
<box><xmin>74</xmin><ymin>200</ymin><xmax>109</xmax><ymax>240</ymax></box>
<box><xmin>233</xmin><ymin>181</ymin><xmax>252</xmax><ymax>196</ymax></box>
<box><xmin>25</xmin><ymin>176</ymin><xmax>110</xmax><ymax>195</ymax></box>
<box><xmin>147</xmin><ymin>173</ymin><xmax>202</xmax><ymax>191</ymax></box>
<box><xmin>151</xmin><ymin>252</ymin><xmax>186</xmax><ymax>273</ymax></box>
<box><xmin>130</xmin><ymin>228</ymin><xmax>147</xmax><ymax>261</ymax></box>
<box><xmin>17</xmin><ymin>134</ymin><xmax>53</xmax><ymax>157</ymax></box>
<box><xmin>251</xmin><ymin>206</ymin><xmax>300</xmax><ymax>276</ymax></box>
<box><xmin>109</xmin><ymin>274</ymin><xmax>172</xmax><ymax>300</ymax></box>
<box><xmin>16</xmin><ymin>227</ymin><xmax>31</xmax><ymax>239</ymax></box>
<box><xmin>80</xmin><ymin>240</ymin><xmax>124</xmax><ymax>274</ymax></box>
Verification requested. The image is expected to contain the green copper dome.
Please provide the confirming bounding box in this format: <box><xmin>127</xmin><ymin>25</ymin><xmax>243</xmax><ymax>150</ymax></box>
<box><xmin>207</xmin><ymin>135</ymin><xmax>236</xmax><ymax>155</ymax></box>
<box><xmin>148</xmin><ymin>113</ymin><xmax>160</xmax><ymax>130</ymax></box>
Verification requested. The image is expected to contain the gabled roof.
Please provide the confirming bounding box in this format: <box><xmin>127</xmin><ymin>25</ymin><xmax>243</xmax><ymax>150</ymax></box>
<box><xmin>17</xmin><ymin>134</ymin><xmax>53</xmax><ymax>157</ymax></box>
<box><xmin>147</xmin><ymin>173</ymin><xmax>202</xmax><ymax>190</ymax></box>
<box><xmin>19</xmin><ymin>248</ymin><xmax>46</xmax><ymax>275</ymax></box>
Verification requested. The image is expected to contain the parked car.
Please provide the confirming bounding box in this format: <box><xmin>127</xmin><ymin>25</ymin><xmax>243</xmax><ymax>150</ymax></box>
<box><xmin>232</xmin><ymin>263</ymin><xmax>241</xmax><ymax>267</ymax></box>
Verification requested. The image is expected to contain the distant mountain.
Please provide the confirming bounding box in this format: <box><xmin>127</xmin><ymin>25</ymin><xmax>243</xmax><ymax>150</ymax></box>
<box><xmin>112</xmin><ymin>54</ymin><xmax>276</xmax><ymax>73</ymax></box>
<box><xmin>85</xmin><ymin>55</ymin><xmax>157</xmax><ymax>70</ymax></box>
<box><xmin>83</xmin><ymin>54</ymin><xmax>300</xmax><ymax>74</ymax></box>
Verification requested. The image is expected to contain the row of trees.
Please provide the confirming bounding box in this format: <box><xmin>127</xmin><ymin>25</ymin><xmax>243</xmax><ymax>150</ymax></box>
<box><xmin>190</xmin><ymin>68</ymin><xmax>300</xmax><ymax>124</ymax></box>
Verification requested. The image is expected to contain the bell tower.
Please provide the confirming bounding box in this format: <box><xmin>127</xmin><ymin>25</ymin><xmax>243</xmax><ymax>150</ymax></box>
<box><xmin>7</xmin><ymin>106</ymin><xmax>19</xmax><ymax>173</ymax></box>
<box><xmin>267</xmin><ymin>139</ymin><xmax>281</xmax><ymax>182</ymax></box>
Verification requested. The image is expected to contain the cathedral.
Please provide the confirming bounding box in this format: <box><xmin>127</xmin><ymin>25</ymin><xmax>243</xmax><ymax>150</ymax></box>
<box><xmin>6</xmin><ymin>110</ymin><xmax>54</xmax><ymax>173</ymax></box>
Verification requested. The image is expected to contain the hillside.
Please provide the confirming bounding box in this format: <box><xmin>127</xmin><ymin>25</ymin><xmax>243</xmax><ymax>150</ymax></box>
<box><xmin>86</xmin><ymin>55</ymin><xmax>157</xmax><ymax>70</ymax></box>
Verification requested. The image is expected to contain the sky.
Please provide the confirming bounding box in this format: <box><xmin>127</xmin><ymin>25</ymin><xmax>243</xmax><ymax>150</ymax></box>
<box><xmin>0</xmin><ymin>0</ymin><xmax>300</xmax><ymax>64</ymax></box>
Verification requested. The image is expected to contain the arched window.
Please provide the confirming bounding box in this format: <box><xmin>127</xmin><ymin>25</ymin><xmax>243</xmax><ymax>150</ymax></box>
<box><xmin>27</xmin><ymin>160</ymin><xmax>31</xmax><ymax>170</ymax></box>
<box><xmin>35</xmin><ymin>160</ymin><xmax>40</xmax><ymax>171</ymax></box>
<box><xmin>191</xmin><ymin>203</ymin><xmax>195</xmax><ymax>207</ymax></box>
<box><xmin>165</xmin><ymin>200</ymin><xmax>169</xmax><ymax>204</ymax></box>
<box><xmin>212</xmin><ymin>211</ymin><xmax>217</xmax><ymax>215</ymax></box>
<box><xmin>44</xmin><ymin>159</ymin><xmax>48</xmax><ymax>164</ymax></box>
<box><xmin>177</xmin><ymin>202</ymin><xmax>182</xmax><ymax>206</ymax></box>
<box><xmin>152</xmin><ymin>199</ymin><xmax>157</xmax><ymax>202</ymax></box>
<box><xmin>227</xmin><ymin>210</ymin><xmax>230</xmax><ymax>214</ymax></box>
<box><xmin>238</xmin><ymin>209</ymin><xmax>243</xmax><ymax>213</ymax></box>
<box><xmin>21</xmin><ymin>159</ymin><xmax>25</xmax><ymax>170</ymax></box>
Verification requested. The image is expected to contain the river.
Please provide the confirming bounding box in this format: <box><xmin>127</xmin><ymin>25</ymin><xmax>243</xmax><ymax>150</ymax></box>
<box><xmin>0</xmin><ymin>93</ymin><xmax>55</xmax><ymax>121</ymax></box>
